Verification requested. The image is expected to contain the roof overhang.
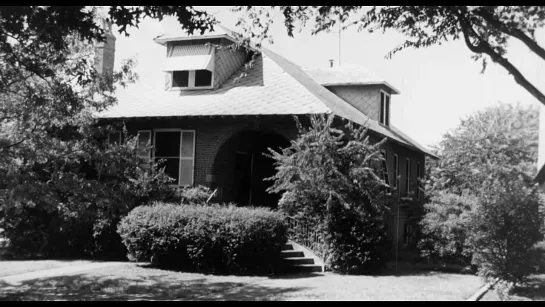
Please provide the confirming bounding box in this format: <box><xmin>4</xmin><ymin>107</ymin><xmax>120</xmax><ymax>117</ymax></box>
<box><xmin>154</xmin><ymin>34</ymin><xmax>230</xmax><ymax>45</ymax></box>
<box><xmin>163</xmin><ymin>53</ymin><xmax>215</xmax><ymax>72</ymax></box>
<box><xmin>323</xmin><ymin>81</ymin><xmax>401</xmax><ymax>95</ymax></box>
<box><xmin>153</xmin><ymin>33</ymin><xmax>259</xmax><ymax>53</ymax></box>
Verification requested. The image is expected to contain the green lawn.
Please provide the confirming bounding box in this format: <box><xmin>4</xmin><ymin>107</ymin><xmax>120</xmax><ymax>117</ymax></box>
<box><xmin>0</xmin><ymin>262</ymin><xmax>484</xmax><ymax>300</ymax></box>
<box><xmin>0</xmin><ymin>260</ymin><xmax>92</xmax><ymax>278</ymax></box>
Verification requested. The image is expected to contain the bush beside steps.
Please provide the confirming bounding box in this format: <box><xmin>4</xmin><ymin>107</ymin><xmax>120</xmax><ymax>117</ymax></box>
<box><xmin>117</xmin><ymin>202</ymin><xmax>288</xmax><ymax>276</ymax></box>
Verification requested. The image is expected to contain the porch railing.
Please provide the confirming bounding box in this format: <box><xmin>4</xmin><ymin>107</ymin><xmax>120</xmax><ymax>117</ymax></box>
<box><xmin>284</xmin><ymin>215</ymin><xmax>327</xmax><ymax>261</ymax></box>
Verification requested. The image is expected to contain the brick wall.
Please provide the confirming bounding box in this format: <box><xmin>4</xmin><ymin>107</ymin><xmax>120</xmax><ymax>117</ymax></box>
<box><xmin>123</xmin><ymin>115</ymin><xmax>299</xmax><ymax>187</ymax></box>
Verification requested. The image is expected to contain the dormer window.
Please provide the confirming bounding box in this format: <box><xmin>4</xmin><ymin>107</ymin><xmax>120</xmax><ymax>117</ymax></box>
<box><xmin>165</xmin><ymin>45</ymin><xmax>215</xmax><ymax>90</ymax></box>
<box><xmin>171</xmin><ymin>69</ymin><xmax>213</xmax><ymax>89</ymax></box>
<box><xmin>380</xmin><ymin>90</ymin><xmax>390</xmax><ymax>126</ymax></box>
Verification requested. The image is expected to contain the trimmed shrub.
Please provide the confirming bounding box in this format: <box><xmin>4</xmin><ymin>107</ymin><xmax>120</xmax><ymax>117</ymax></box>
<box><xmin>117</xmin><ymin>202</ymin><xmax>288</xmax><ymax>275</ymax></box>
<box><xmin>178</xmin><ymin>185</ymin><xmax>214</xmax><ymax>204</ymax></box>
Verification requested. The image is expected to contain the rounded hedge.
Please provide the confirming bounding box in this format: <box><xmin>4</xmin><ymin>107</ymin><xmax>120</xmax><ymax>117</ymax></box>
<box><xmin>117</xmin><ymin>202</ymin><xmax>288</xmax><ymax>275</ymax></box>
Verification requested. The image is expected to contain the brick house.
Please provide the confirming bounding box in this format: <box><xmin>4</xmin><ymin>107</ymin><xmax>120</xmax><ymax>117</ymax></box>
<box><xmin>97</xmin><ymin>25</ymin><xmax>438</xmax><ymax>249</ymax></box>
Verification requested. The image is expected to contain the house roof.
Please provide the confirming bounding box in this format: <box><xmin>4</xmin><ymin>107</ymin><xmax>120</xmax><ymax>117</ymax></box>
<box><xmin>303</xmin><ymin>66</ymin><xmax>401</xmax><ymax>94</ymax></box>
<box><xmin>97</xmin><ymin>27</ymin><xmax>436</xmax><ymax>159</ymax></box>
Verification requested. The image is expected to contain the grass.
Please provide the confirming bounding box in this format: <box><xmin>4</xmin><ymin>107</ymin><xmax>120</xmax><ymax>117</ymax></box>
<box><xmin>0</xmin><ymin>262</ymin><xmax>484</xmax><ymax>301</ymax></box>
<box><xmin>0</xmin><ymin>260</ymin><xmax>92</xmax><ymax>278</ymax></box>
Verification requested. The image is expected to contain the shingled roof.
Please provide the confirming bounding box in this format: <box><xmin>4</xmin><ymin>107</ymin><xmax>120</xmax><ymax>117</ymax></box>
<box><xmin>303</xmin><ymin>66</ymin><xmax>400</xmax><ymax>94</ymax></box>
<box><xmin>97</xmin><ymin>27</ymin><xmax>436</xmax><ymax>159</ymax></box>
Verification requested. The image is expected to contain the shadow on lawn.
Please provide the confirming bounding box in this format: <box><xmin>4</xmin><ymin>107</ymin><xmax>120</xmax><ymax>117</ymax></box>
<box><xmin>510</xmin><ymin>275</ymin><xmax>545</xmax><ymax>301</ymax></box>
<box><xmin>0</xmin><ymin>273</ymin><xmax>306</xmax><ymax>301</ymax></box>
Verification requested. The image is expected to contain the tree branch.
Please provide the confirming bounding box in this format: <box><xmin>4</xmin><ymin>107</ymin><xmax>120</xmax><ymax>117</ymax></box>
<box><xmin>455</xmin><ymin>9</ymin><xmax>545</xmax><ymax>106</ymax></box>
<box><xmin>473</xmin><ymin>8</ymin><xmax>545</xmax><ymax>62</ymax></box>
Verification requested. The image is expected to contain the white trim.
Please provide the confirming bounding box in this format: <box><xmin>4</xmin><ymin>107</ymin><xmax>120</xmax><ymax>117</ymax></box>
<box><xmin>321</xmin><ymin>81</ymin><xmax>401</xmax><ymax>94</ymax></box>
<box><xmin>153</xmin><ymin>34</ymin><xmax>260</xmax><ymax>53</ymax></box>
<box><xmin>163</xmin><ymin>54</ymin><xmax>214</xmax><ymax>72</ymax></box>
<box><xmin>170</xmin><ymin>69</ymin><xmax>215</xmax><ymax>91</ymax></box>
<box><xmin>379</xmin><ymin>89</ymin><xmax>391</xmax><ymax>127</ymax></box>
<box><xmin>169</xmin><ymin>48</ymin><xmax>215</xmax><ymax>91</ymax></box>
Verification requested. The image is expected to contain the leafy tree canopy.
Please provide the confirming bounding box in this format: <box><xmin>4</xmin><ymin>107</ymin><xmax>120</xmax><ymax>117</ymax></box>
<box><xmin>234</xmin><ymin>6</ymin><xmax>545</xmax><ymax>106</ymax></box>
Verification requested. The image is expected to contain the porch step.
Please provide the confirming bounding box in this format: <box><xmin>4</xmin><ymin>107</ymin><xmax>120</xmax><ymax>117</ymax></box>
<box><xmin>281</xmin><ymin>250</ymin><xmax>305</xmax><ymax>258</ymax></box>
<box><xmin>281</xmin><ymin>242</ymin><xmax>324</xmax><ymax>274</ymax></box>
<box><xmin>283</xmin><ymin>257</ymin><xmax>315</xmax><ymax>265</ymax></box>
<box><xmin>287</xmin><ymin>264</ymin><xmax>324</xmax><ymax>273</ymax></box>
<box><xmin>281</xmin><ymin>244</ymin><xmax>294</xmax><ymax>251</ymax></box>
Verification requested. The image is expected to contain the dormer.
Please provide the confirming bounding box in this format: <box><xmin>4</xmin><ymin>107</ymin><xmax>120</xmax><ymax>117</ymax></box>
<box><xmin>163</xmin><ymin>41</ymin><xmax>216</xmax><ymax>90</ymax></box>
<box><xmin>154</xmin><ymin>27</ymin><xmax>256</xmax><ymax>91</ymax></box>
<box><xmin>304</xmin><ymin>67</ymin><xmax>400</xmax><ymax>126</ymax></box>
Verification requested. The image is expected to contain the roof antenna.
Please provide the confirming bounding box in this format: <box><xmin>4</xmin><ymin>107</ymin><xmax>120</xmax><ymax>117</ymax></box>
<box><xmin>329</xmin><ymin>59</ymin><xmax>334</xmax><ymax>68</ymax></box>
<box><xmin>338</xmin><ymin>15</ymin><xmax>341</xmax><ymax>67</ymax></box>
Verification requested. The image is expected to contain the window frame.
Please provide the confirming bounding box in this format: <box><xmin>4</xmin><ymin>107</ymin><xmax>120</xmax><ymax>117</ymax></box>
<box><xmin>152</xmin><ymin>128</ymin><xmax>196</xmax><ymax>187</ymax></box>
<box><xmin>379</xmin><ymin>90</ymin><xmax>391</xmax><ymax>126</ymax></box>
<box><xmin>170</xmin><ymin>69</ymin><xmax>215</xmax><ymax>90</ymax></box>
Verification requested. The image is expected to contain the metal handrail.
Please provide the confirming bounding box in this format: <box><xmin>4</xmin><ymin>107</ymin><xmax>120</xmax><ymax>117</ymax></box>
<box><xmin>284</xmin><ymin>215</ymin><xmax>327</xmax><ymax>261</ymax></box>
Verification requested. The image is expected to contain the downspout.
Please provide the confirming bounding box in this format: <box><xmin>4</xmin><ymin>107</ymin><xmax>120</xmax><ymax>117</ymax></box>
<box><xmin>395</xmin><ymin>185</ymin><xmax>400</xmax><ymax>274</ymax></box>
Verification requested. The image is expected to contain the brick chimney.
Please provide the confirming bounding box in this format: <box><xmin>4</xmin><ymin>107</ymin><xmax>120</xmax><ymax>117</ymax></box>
<box><xmin>94</xmin><ymin>19</ymin><xmax>116</xmax><ymax>84</ymax></box>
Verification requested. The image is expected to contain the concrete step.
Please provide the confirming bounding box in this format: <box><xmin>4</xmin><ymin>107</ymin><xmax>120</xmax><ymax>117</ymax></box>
<box><xmin>283</xmin><ymin>257</ymin><xmax>315</xmax><ymax>265</ymax></box>
<box><xmin>281</xmin><ymin>244</ymin><xmax>294</xmax><ymax>251</ymax></box>
<box><xmin>281</xmin><ymin>250</ymin><xmax>304</xmax><ymax>258</ymax></box>
<box><xmin>286</xmin><ymin>264</ymin><xmax>323</xmax><ymax>273</ymax></box>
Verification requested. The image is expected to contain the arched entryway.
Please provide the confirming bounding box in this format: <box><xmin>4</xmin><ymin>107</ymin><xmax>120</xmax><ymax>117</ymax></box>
<box><xmin>211</xmin><ymin>129</ymin><xmax>290</xmax><ymax>208</ymax></box>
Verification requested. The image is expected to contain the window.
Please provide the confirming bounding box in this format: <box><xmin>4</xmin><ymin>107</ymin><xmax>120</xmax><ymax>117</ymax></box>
<box><xmin>108</xmin><ymin>131</ymin><xmax>121</xmax><ymax>146</ymax></box>
<box><xmin>416</xmin><ymin>161</ymin><xmax>421</xmax><ymax>200</ymax></box>
<box><xmin>171</xmin><ymin>70</ymin><xmax>213</xmax><ymax>89</ymax></box>
<box><xmin>194</xmin><ymin>69</ymin><xmax>212</xmax><ymax>87</ymax></box>
<box><xmin>172</xmin><ymin>71</ymin><xmax>189</xmax><ymax>88</ymax></box>
<box><xmin>153</xmin><ymin>130</ymin><xmax>195</xmax><ymax>186</ymax></box>
<box><xmin>393</xmin><ymin>154</ymin><xmax>399</xmax><ymax>189</ymax></box>
<box><xmin>137</xmin><ymin>130</ymin><xmax>151</xmax><ymax>162</ymax></box>
<box><xmin>380</xmin><ymin>91</ymin><xmax>391</xmax><ymax>126</ymax></box>
<box><xmin>380</xmin><ymin>150</ymin><xmax>390</xmax><ymax>193</ymax></box>
<box><xmin>405</xmin><ymin>157</ymin><xmax>411</xmax><ymax>196</ymax></box>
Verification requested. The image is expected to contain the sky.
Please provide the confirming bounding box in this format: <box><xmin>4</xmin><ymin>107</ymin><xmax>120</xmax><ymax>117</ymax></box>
<box><xmin>111</xmin><ymin>6</ymin><xmax>545</xmax><ymax>149</ymax></box>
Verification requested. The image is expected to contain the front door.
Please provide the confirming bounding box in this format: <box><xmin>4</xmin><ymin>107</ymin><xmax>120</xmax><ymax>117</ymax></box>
<box><xmin>234</xmin><ymin>151</ymin><xmax>252</xmax><ymax>206</ymax></box>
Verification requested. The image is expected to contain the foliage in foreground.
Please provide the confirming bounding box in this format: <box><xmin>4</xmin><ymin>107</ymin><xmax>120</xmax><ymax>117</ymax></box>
<box><xmin>0</xmin><ymin>6</ymin><xmax>218</xmax><ymax>259</ymax></box>
<box><xmin>418</xmin><ymin>192</ymin><xmax>478</xmax><ymax>266</ymax></box>
<box><xmin>2</xmin><ymin>131</ymin><xmax>172</xmax><ymax>259</ymax></box>
<box><xmin>117</xmin><ymin>202</ymin><xmax>288</xmax><ymax>275</ymax></box>
<box><xmin>267</xmin><ymin>114</ymin><xmax>391</xmax><ymax>274</ymax></box>
<box><xmin>469</xmin><ymin>179</ymin><xmax>543</xmax><ymax>284</ymax></box>
<box><xmin>419</xmin><ymin>103</ymin><xmax>544</xmax><ymax>284</ymax></box>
